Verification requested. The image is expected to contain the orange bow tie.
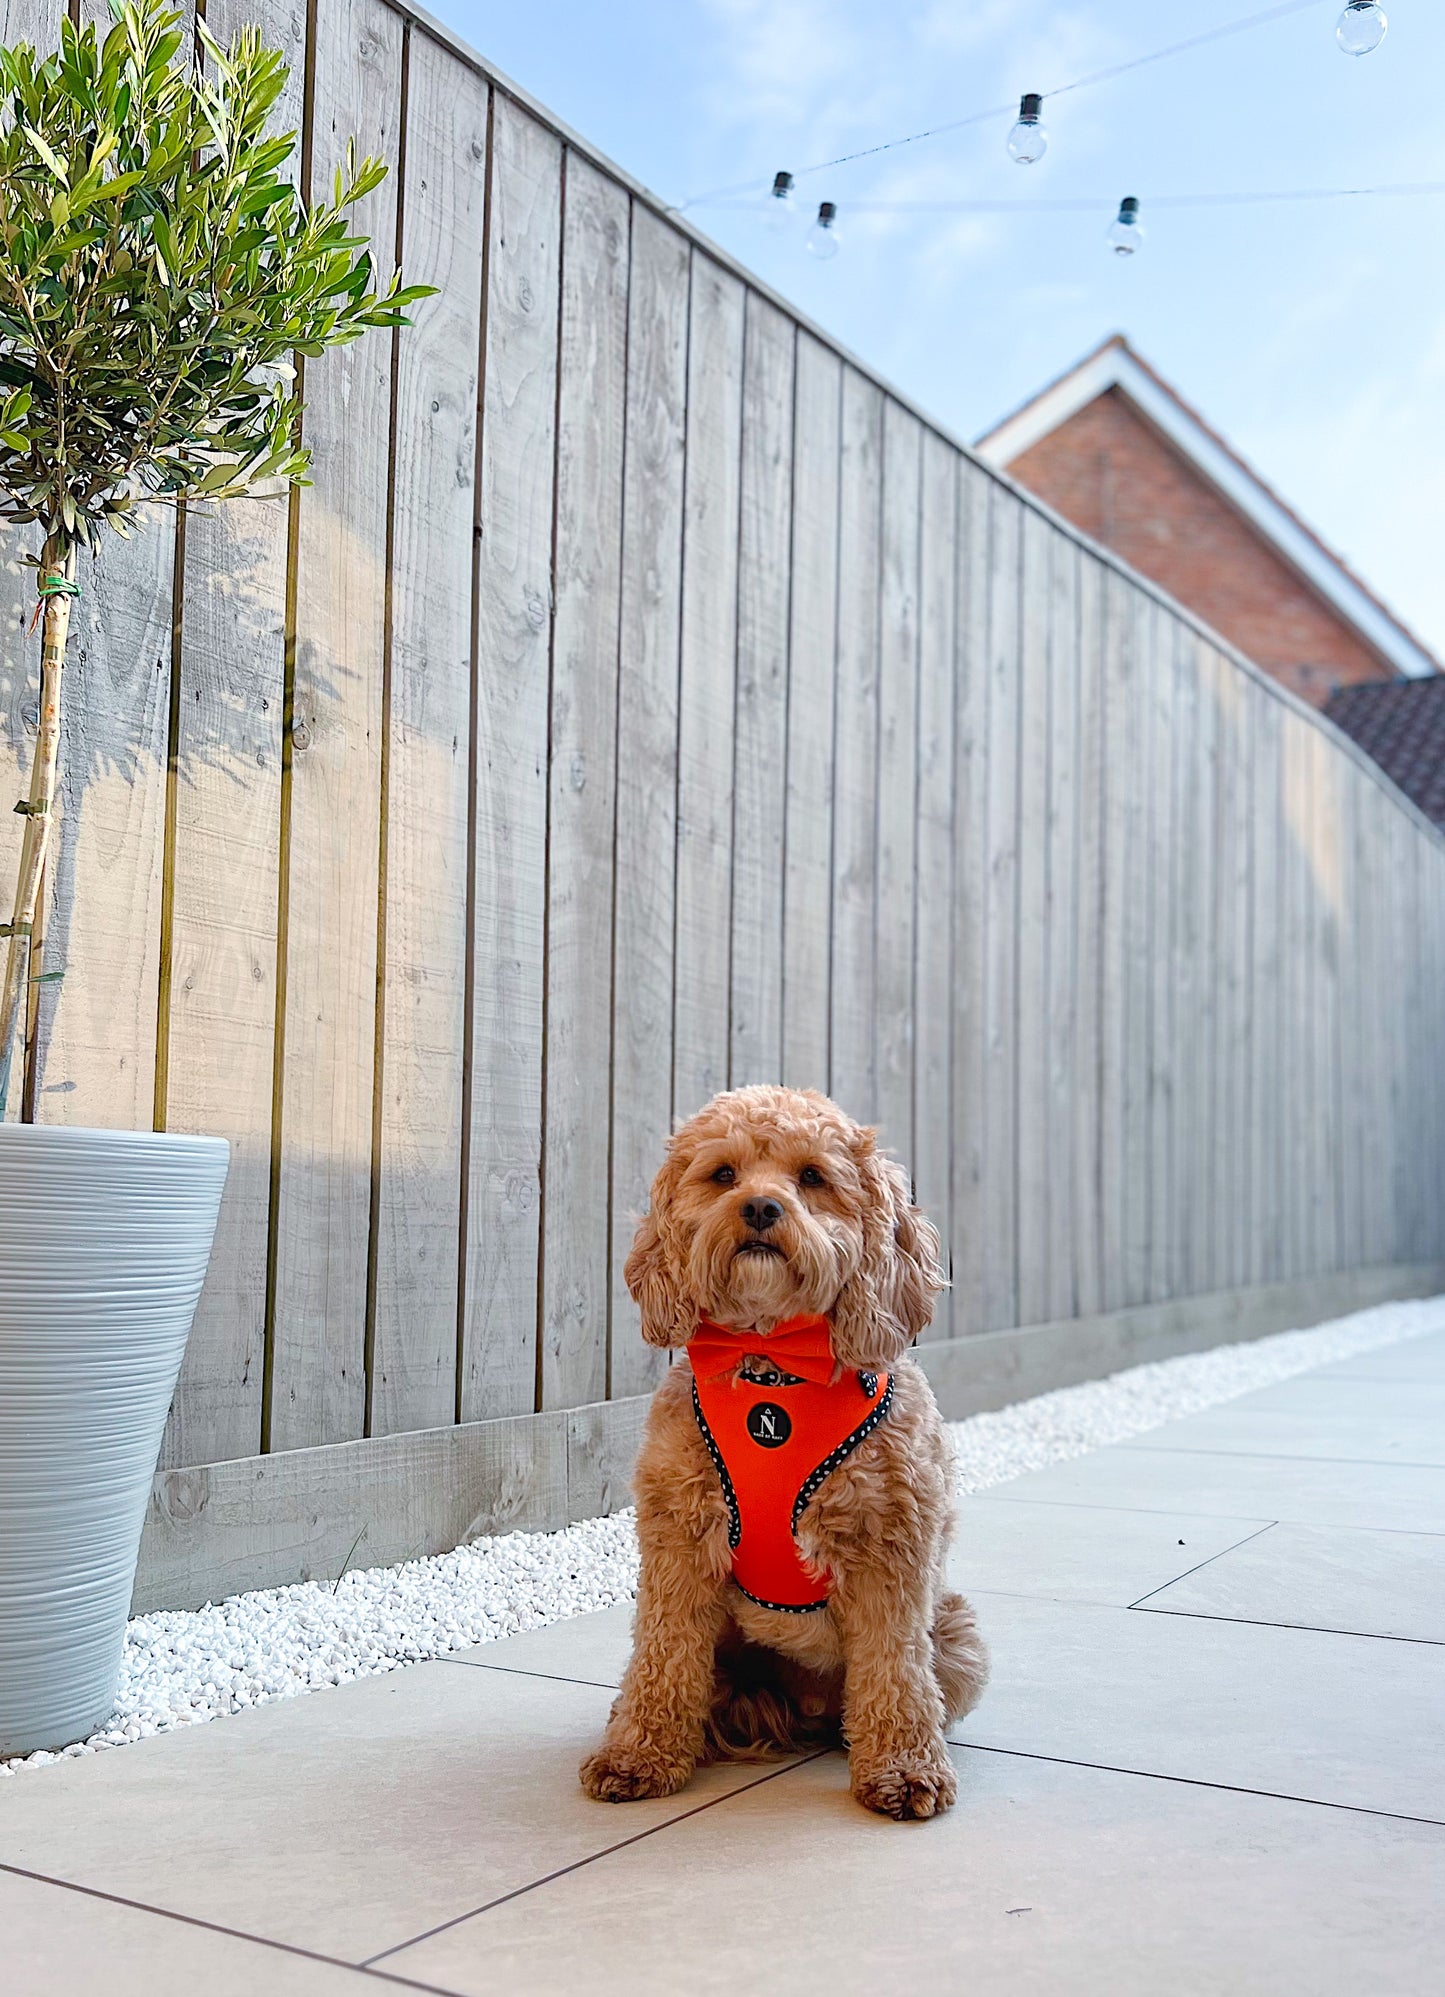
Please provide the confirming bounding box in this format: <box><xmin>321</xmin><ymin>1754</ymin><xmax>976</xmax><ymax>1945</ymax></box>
<box><xmin>688</xmin><ymin>1314</ymin><xmax>837</xmax><ymax>1386</ymax></box>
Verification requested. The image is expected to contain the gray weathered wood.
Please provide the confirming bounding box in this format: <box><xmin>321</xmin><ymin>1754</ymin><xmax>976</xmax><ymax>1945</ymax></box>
<box><xmin>912</xmin><ymin>430</ymin><xmax>956</xmax><ymax>1339</ymax></box>
<box><xmin>875</xmin><ymin>400</ymin><xmax>920</xmax><ymax>1164</ymax></box>
<box><xmin>459</xmin><ymin>96</ymin><xmax>559</xmax><ymax>1423</ymax></box>
<box><xmin>780</xmin><ymin>334</ymin><xmax>841</xmax><ymax>1095</ymax></box>
<box><xmin>609</xmin><ymin>206</ymin><xmax>689</xmax><ymax>1402</ymax></box>
<box><xmin>1015</xmin><ymin>505</ymin><xmax>1050</xmax><ymax>1327</ymax></box>
<box><xmin>1146</xmin><ymin>598</ymin><xmax>1177</xmax><ymax>1304</ymax></box>
<box><xmin>981</xmin><ymin>485</ymin><xmax>1021</xmax><ymax>1331</ymax></box>
<box><xmin>949</xmin><ymin>459</ymin><xmax>991</xmax><ymax>1337</ymax></box>
<box><xmin>1044</xmin><ymin>527</ymin><xmax>1080</xmax><ymax>1324</ymax></box>
<box><xmin>268</xmin><ymin>0</ymin><xmax>399</xmax><ymax>1450</ymax></box>
<box><xmin>369</xmin><ymin>36</ymin><xmax>486</xmax><ymax>1437</ymax></box>
<box><xmin>673</xmin><ymin>255</ymin><xmax>743</xmax><ymax>1121</ymax></box>
<box><xmin>829</xmin><ymin>370</ymin><xmax>883</xmax><ymax>1124</ymax></box>
<box><xmin>729</xmin><ymin>295</ymin><xmax>794</xmax><ymax>1088</ymax></box>
<box><xmin>1071</xmin><ymin>552</ymin><xmax>1105</xmax><ymax>1319</ymax></box>
<box><xmin>539</xmin><ymin>153</ymin><xmax>629</xmax><ymax>1413</ymax></box>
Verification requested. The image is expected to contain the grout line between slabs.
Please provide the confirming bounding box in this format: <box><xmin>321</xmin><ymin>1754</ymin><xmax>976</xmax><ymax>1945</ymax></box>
<box><xmin>979</xmin><ymin>1493</ymin><xmax>1445</xmax><ymax>1537</ymax></box>
<box><xmin>1116</xmin><ymin>1444</ymin><xmax>1445</xmax><ymax>1472</ymax></box>
<box><xmin>1126</xmin><ymin>1520</ymin><xmax>1280</xmax><ymax>1607</ymax></box>
<box><xmin>360</xmin><ymin>1753</ymin><xmax>830</xmax><ymax>1968</ymax></box>
<box><xmin>0</xmin><ymin>1860</ymin><xmax>464</xmax><ymax>1997</ymax></box>
<box><xmin>944</xmin><ymin>1743</ymin><xmax>1445</xmax><ymax>1831</ymax></box>
<box><xmin>1136</xmin><ymin>1606</ymin><xmax>1445</xmax><ymax>1647</ymax></box>
<box><xmin>433</xmin><ymin>1654</ymin><xmax>622</xmax><ymax>1691</ymax></box>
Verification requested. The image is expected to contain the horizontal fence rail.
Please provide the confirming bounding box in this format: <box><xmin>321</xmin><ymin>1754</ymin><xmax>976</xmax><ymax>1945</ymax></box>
<box><xmin>3</xmin><ymin>0</ymin><xmax>1445</xmax><ymax>1520</ymax></box>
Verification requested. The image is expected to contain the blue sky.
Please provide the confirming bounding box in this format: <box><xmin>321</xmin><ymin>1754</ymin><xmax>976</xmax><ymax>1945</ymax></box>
<box><xmin>431</xmin><ymin>0</ymin><xmax>1445</xmax><ymax>659</ymax></box>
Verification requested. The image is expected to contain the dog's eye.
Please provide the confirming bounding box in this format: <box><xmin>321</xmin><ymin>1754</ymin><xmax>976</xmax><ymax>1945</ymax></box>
<box><xmin>799</xmin><ymin>1165</ymin><xmax>826</xmax><ymax>1189</ymax></box>
<box><xmin>711</xmin><ymin>1165</ymin><xmax>736</xmax><ymax>1186</ymax></box>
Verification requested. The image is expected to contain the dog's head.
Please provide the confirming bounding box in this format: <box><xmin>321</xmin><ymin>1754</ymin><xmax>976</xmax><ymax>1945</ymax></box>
<box><xmin>624</xmin><ymin>1085</ymin><xmax>945</xmax><ymax>1368</ymax></box>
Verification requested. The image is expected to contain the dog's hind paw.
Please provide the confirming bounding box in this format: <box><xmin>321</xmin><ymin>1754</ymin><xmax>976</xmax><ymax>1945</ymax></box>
<box><xmin>579</xmin><ymin>1744</ymin><xmax>693</xmax><ymax>1804</ymax></box>
<box><xmin>851</xmin><ymin>1749</ymin><xmax>958</xmax><ymax>1821</ymax></box>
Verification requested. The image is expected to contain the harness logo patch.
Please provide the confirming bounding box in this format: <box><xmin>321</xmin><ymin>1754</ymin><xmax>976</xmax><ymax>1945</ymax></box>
<box><xmin>745</xmin><ymin>1401</ymin><xmax>791</xmax><ymax>1448</ymax></box>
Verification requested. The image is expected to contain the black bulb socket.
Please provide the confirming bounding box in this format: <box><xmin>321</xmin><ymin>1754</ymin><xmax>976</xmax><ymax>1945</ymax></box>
<box><xmin>817</xmin><ymin>201</ymin><xmax>837</xmax><ymax>225</ymax></box>
<box><xmin>772</xmin><ymin>170</ymin><xmax>794</xmax><ymax>197</ymax></box>
<box><xmin>1118</xmin><ymin>197</ymin><xmax>1140</xmax><ymax>221</ymax></box>
<box><xmin>1019</xmin><ymin>93</ymin><xmax>1043</xmax><ymax>122</ymax></box>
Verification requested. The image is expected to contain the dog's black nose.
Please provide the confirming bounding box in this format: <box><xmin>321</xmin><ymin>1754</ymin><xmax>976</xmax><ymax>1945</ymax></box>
<box><xmin>740</xmin><ymin>1197</ymin><xmax>783</xmax><ymax>1233</ymax></box>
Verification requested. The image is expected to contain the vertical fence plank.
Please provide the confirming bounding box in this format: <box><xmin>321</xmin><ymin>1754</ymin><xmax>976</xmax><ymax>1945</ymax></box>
<box><xmin>1044</xmin><ymin>531</ymin><xmax>1079</xmax><ymax>1324</ymax></box>
<box><xmin>1015</xmin><ymin>507</ymin><xmax>1049</xmax><ymax>1328</ymax></box>
<box><xmin>1334</xmin><ymin>757</ymin><xmax>1363</xmax><ymax>1273</ymax></box>
<box><xmin>673</xmin><ymin>255</ymin><xmax>743</xmax><ymax>1122</ymax></box>
<box><xmin>369</xmin><ymin>36</ymin><xmax>486</xmax><ymax>1436</ymax></box>
<box><xmin>981</xmin><ymin>485</ymin><xmax>1021</xmax><ymax>1331</ymax></box>
<box><xmin>158</xmin><ymin>0</ymin><xmax>303</xmax><ymax>1468</ymax></box>
<box><xmin>269</xmin><ymin>0</ymin><xmax>399</xmax><ymax>1450</ymax></box>
<box><xmin>830</xmin><ymin>370</ymin><xmax>883</xmax><ymax>1124</ymax></box>
<box><xmin>1071</xmin><ymin>552</ymin><xmax>1104</xmax><ymax>1319</ymax></box>
<box><xmin>1174</xmin><ymin>625</ymin><xmax>1215</xmax><ymax>1299</ymax></box>
<box><xmin>950</xmin><ymin>459</ymin><xmax>990</xmax><ymax>1336</ymax></box>
<box><xmin>729</xmin><ymin>296</ymin><xmax>794</xmax><ymax>1089</ymax></box>
<box><xmin>1249</xmin><ymin>687</ymin><xmax>1281</xmax><ymax>1289</ymax></box>
<box><xmin>781</xmin><ymin>334</ymin><xmax>840</xmax><ymax>1096</ymax></box>
<box><xmin>1146</xmin><ymin>600</ymin><xmax>1177</xmax><ymax>1304</ymax></box>
<box><xmin>1099</xmin><ymin>572</ymin><xmax>1137</xmax><ymax>1310</ymax></box>
<box><xmin>1308</xmin><ymin>725</ymin><xmax>1342</xmax><ymax>1274</ymax></box>
<box><xmin>539</xmin><ymin>155</ymin><xmax>629</xmax><ymax>1413</ymax></box>
<box><xmin>913</xmin><ymin>431</ymin><xmax>956</xmax><ymax>1338</ymax></box>
<box><xmin>609</xmin><ymin>206</ymin><xmax>689</xmax><ymax>1401</ymax></box>
<box><xmin>459</xmin><ymin>96</ymin><xmax>559</xmax><ymax>1423</ymax></box>
<box><xmin>876</xmin><ymin>400</ymin><xmax>920</xmax><ymax>1162</ymax></box>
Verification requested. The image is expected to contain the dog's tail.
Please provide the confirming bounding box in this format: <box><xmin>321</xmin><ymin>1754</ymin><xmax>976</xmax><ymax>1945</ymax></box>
<box><xmin>933</xmin><ymin>1589</ymin><xmax>989</xmax><ymax>1723</ymax></box>
<box><xmin>703</xmin><ymin>1642</ymin><xmax>843</xmax><ymax>1762</ymax></box>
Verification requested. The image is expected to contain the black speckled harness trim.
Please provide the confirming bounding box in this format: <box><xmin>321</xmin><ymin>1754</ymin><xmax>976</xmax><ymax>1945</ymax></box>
<box><xmin>691</xmin><ymin>1375</ymin><xmax>742</xmax><ymax>1550</ymax></box>
<box><xmin>734</xmin><ymin>1580</ymin><xmax>829</xmax><ymax>1615</ymax></box>
<box><xmin>791</xmin><ymin>1373</ymin><xmax>894</xmax><ymax>1533</ymax></box>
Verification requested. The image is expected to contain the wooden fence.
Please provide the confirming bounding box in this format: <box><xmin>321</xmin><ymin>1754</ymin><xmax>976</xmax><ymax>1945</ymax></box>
<box><xmin>4</xmin><ymin>0</ymin><xmax>1445</xmax><ymax>1601</ymax></box>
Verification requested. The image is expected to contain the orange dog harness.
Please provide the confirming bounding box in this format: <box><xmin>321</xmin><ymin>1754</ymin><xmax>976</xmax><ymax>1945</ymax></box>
<box><xmin>687</xmin><ymin>1314</ymin><xmax>893</xmax><ymax>1614</ymax></box>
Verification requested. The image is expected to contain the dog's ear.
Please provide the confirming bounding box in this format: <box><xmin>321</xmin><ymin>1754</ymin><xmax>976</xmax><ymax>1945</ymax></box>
<box><xmin>831</xmin><ymin>1141</ymin><xmax>946</xmax><ymax>1368</ymax></box>
<box><xmin>624</xmin><ymin>1152</ymin><xmax>696</xmax><ymax>1349</ymax></box>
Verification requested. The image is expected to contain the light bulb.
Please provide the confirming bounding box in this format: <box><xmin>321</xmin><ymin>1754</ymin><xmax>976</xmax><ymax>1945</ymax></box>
<box><xmin>1106</xmin><ymin>196</ymin><xmax>1143</xmax><ymax>255</ymax></box>
<box><xmin>806</xmin><ymin>201</ymin><xmax>840</xmax><ymax>259</ymax></box>
<box><xmin>1007</xmin><ymin>92</ymin><xmax>1047</xmax><ymax>164</ymax></box>
<box><xmin>1336</xmin><ymin>2</ymin><xmax>1387</xmax><ymax>54</ymax></box>
<box><xmin>765</xmin><ymin>169</ymin><xmax>796</xmax><ymax>232</ymax></box>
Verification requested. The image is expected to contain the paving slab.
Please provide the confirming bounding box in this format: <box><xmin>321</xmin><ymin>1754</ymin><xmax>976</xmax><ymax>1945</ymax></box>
<box><xmin>1116</xmin><ymin>1406</ymin><xmax>1445</xmax><ymax>1467</ymax></box>
<box><xmin>1212</xmin><ymin>1375</ymin><xmax>1445</xmax><ymax>1422</ymax></box>
<box><xmin>949</xmin><ymin>1498</ymin><xmax>1268</xmax><ymax>1607</ymax></box>
<box><xmin>382</xmin><ymin>1744</ymin><xmax>1445</xmax><ymax>1997</ymax></box>
<box><xmin>952</xmin><ymin>1591</ymin><xmax>1445</xmax><ymax>1820</ymax></box>
<box><xmin>2</xmin><ymin>1867</ymin><xmax>375</xmax><ymax>1997</ymax></box>
<box><xmin>1138</xmin><ymin>1520</ymin><xmax>1445</xmax><ymax>1643</ymax></box>
<box><xmin>447</xmin><ymin>1604</ymin><xmax>634</xmax><ymax>1687</ymax></box>
<box><xmin>1304</xmin><ymin>1330</ymin><xmax>1445</xmax><ymax>1384</ymax></box>
<box><xmin>0</xmin><ymin>1659</ymin><xmax>787</xmax><ymax>1964</ymax></box>
<box><xmin>991</xmin><ymin>1444</ymin><xmax>1445</xmax><ymax>1532</ymax></box>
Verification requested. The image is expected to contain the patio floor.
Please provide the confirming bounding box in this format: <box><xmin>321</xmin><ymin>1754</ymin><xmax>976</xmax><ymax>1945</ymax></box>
<box><xmin>5</xmin><ymin>1330</ymin><xmax>1445</xmax><ymax>1995</ymax></box>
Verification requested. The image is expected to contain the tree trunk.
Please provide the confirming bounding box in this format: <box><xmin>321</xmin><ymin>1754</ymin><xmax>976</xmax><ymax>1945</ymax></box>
<box><xmin>0</xmin><ymin>542</ymin><xmax>77</xmax><ymax>1120</ymax></box>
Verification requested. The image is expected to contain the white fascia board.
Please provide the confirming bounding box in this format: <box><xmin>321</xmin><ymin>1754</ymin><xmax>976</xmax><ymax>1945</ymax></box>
<box><xmin>978</xmin><ymin>348</ymin><xmax>1436</xmax><ymax>680</ymax></box>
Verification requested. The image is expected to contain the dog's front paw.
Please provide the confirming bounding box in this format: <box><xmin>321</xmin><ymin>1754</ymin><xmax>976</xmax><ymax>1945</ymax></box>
<box><xmin>579</xmin><ymin>1742</ymin><xmax>694</xmax><ymax>1804</ymax></box>
<box><xmin>851</xmin><ymin>1747</ymin><xmax>958</xmax><ymax>1821</ymax></box>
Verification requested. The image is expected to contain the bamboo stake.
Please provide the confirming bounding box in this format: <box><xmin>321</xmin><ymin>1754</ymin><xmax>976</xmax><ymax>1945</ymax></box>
<box><xmin>0</xmin><ymin>539</ymin><xmax>77</xmax><ymax>1119</ymax></box>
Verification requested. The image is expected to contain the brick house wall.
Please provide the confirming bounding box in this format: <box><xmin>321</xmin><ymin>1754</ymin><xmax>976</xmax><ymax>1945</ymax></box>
<box><xmin>1005</xmin><ymin>387</ymin><xmax>1392</xmax><ymax>709</ymax></box>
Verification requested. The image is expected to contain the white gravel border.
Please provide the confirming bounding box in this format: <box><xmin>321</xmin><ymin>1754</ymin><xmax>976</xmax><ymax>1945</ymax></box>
<box><xmin>4</xmin><ymin>1293</ymin><xmax>1440</xmax><ymax>1777</ymax></box>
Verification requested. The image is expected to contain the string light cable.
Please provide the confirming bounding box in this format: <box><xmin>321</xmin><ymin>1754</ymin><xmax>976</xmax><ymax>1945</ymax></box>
<box><xmin>707</xmin><ymin>181</ymin><xmax>1445</xmax><ymax>217</ymax></box>
<box><xmin>677</xmin><ymin>0</ymin><xmax>1329</xmax><ymax>212</ymax></box>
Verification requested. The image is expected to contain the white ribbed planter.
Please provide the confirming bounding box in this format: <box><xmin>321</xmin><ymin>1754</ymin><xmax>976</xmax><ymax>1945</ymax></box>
<box><xmin>0</xmin><ymin>1125</ymin><xmax>228</xmax><ymax>1756</ymax></box>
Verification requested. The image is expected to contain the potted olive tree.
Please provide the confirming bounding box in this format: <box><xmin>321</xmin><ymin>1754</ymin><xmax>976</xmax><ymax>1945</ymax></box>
<box><xmin>0</xmin><ymin>0</ymin><xmax>425</xmax><ymax>1755</ymax></box>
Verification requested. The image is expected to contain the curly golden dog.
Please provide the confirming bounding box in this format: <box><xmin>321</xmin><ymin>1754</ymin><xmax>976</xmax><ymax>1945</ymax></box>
<box><xmin>580</xmin><ymin>1085</ymin><xmax>988</xmax><ymax>1821</ymax></box>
